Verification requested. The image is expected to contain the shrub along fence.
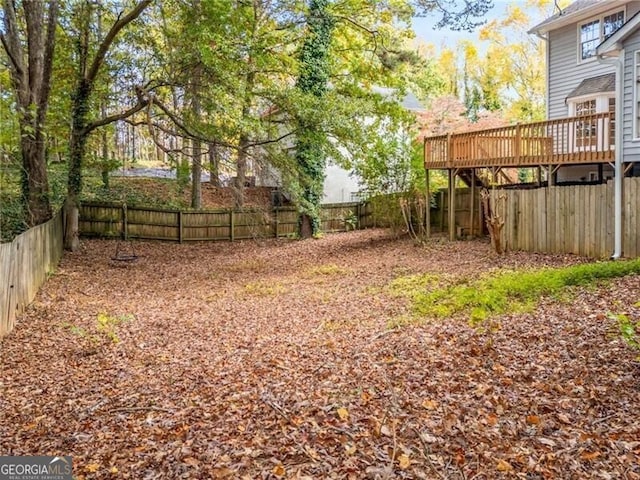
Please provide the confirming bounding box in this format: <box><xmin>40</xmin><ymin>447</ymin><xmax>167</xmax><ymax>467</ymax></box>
<box><xmin>79</xmin><ymin>202</ymin><xmax>374</xmax><ymax>241</ymax></box>
<box><xmin>0</xmin><ymin>211</ymin><xmax>63</xmax><ymax>338</ymax></box>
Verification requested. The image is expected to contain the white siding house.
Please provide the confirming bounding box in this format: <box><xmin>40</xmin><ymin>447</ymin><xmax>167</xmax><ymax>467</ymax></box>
<box><xmin>531</xmin><ymin>0</ymin><xmax>640</xmax><ymax>181</ymax></box>
<box><xmin>257</xmin><ymin>90</ymin><xmax>425</xmax><ymax>204</ymax></box>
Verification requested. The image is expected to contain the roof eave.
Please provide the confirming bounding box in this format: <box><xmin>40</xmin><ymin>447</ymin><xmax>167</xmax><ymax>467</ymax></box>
<box><xmin>529</xmin><ymin>1</ymin><xmax>629</xmax><ymax>36</ymax></box>
<box><xmin>596</xmin><ymin>43</ymin><xmax>623</xmax><ymax>56</ymax></box>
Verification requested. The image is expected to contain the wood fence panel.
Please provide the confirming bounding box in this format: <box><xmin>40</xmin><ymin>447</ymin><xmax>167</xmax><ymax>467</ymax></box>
<box><xmin>489</xmin><ymin>179</ymin><xmax>640</xmax><ymax>259</ymax></box>
<box><xmin>79</xmin><ymin>202</ymin><xmax>362</xmax><ymax>242</ymax></box>
<box><xmin>79</xmin><ymin>204</ymin><xmax>122</xmax><ymax>237</ymax></box>
<box><xmin>538</xmin><ymin>188</ymin><xmax>547</xmax><ymax>252</ymax></box>
<box><xmin>321</xmin><ymin>203</ymin><xmax>360</xmax><ymax>232</ymax></box>
<box><xmin>232</xmin><ymin>210</ymin><xmax>272</xmax><ymax>240</ymax></box>
<box><xmin>182</xmin><ymin>211</ymin><xmax>230</xmax><ymax>241</ymax></box>
<box><xmin>1</xmin><ymin>212</ymin><xmax>63</xmax><ymax>338</ymax></box>
<box><xmin>546</xmin><ymin>188</ymin><xmax>555</xmax><ymax>253</ymax></box>
<box><xmin>624</xmin><ymin>178</ymin><xmax>636</xmax><ymax>258</ymax></box>
<box><xmin>274</xmin><ymin>208</ymin><xmax>299</xmax><ymax>237</ymax></box>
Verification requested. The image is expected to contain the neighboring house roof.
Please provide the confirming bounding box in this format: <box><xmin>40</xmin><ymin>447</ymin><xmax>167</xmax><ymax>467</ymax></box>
<box><xmin>399</xmin><ymin>91</ymin><xmax>425</xmax><ymax>112</ymax></box>
<box><xmin>566</xmin><ymin>73</ymin><xmax>615</xmax><ymax>100</ymax></box>
<box><xmin>597</xmin><ymin>10</ymin><xmax>640</xmax><ymax>55</ymax></box>
<box><xmin>529</xmin><ymin>0</ymin><xmax>628</xmax><ymax>35</ymax></box>
<box><xmin>372</xmin><ymin>86</ymin><xmax>426</xmax><ymax>112</ymax></box>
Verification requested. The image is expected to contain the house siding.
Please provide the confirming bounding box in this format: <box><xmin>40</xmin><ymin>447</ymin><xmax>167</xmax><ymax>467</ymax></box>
<box><xmin>623</xmin><ymin>29</ymin><xmax>640</xmax><ymax>162</ymax></box>
<box><xmin>547</xmin><ymin>2</ymin><xmax>640</xmax><ymax>120</ymax></box>
<box><xmin>548</xmin><ymin>24</ymin><xmax>615</xmax><ymax>119</ymax></box>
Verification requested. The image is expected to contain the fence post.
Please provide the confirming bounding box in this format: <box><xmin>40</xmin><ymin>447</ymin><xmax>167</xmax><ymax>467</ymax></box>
<box><xmin>122</xmin><ymin>203</ymin><xmax>128</xmax><ymax>240</ymax></box>
<box><xmin>449</xmin><ymin>169</ymin><xmax>456</xmax><ymax>241</ymax></box>
<box><xmin>178</xmin><ymin>211</ymin><xmax>183</xmax><ymax>243</ymax></box>
<box><xmin>439</xmin><ymin>190</ymin><xmax>445</xmax><ymax>232</ymax></box>
<box><xmin>425</xmin><ymin>170</ymin><xmax>430</xmax><ymax>238</ymax></box>
<box><xmin>274</xmin><ymin>208</ymin><xmax>279</xmax><ymax>238</ymax></box>
<box><xmin>230</xmin><ymin>210</ymin><xmax>235</xmax><ymax>241</ymax></box>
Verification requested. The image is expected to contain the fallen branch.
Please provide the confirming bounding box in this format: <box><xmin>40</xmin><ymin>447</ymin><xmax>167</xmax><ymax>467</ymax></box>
<box><xmin>110</xmin><ymin>406</ymin><xmax>174</xmax><ymax>414</ymax></box>
<box><xmin>412</xmin><ymin>427</ymin><xmax>447</xmax><ymax>480</ymax></box>
<box><xmin>370</xmin><ymin>328</ymin><xmax>399</xmax><ymax>342</ymax></box>
<box><xmin>262</xmin><ymin>398</ymin><xmax>293</xmax><ymax>425</ymax></box>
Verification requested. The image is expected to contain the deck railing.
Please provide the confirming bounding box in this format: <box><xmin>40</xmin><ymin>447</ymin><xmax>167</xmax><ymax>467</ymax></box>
<box><xmin>424</xmin><ymin>112</ymin><xmax>614</xmax><ymax>169</ymax></box>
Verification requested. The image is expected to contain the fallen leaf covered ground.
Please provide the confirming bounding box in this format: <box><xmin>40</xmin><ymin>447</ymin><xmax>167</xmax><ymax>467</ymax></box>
<box><xmin>1</xmin><ymin>229</ymin><xmax>639</xmax><ymax>479</ymax></box>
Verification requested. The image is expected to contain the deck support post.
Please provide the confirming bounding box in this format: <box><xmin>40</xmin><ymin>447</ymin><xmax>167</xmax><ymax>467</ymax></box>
<box><xmin>548</xmin><ymin>165</ymin><xmax>555</xmax><ymax>186</ymax></box>
<box><xmin>469</xmin><ymin>169</ymin><xmax>475</xmax><ymax>238</ymax></box>
<box><xmin>448</xmin><ymin>169</ymin><xmax>456</xmax><ymax>241</ymax></box>
<box><xmin>537</xmin><ymin>166</ymin><xmax>542</xmax><ymax>187</ymax></box>
<box><xmin>425</xmin><ymin>169</ymin><xmax>431</xmax><ymax>238</ymax></box>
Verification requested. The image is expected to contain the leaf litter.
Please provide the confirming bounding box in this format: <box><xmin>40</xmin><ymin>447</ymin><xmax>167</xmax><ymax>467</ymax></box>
<box><xmin>0</xmin><ymin>229</ymin><xmax>639</xmax><ymax>479</ymax></box>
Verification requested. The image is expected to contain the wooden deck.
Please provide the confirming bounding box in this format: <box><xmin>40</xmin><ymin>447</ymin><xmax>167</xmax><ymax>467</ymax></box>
<box><xmin>424</xmin><ymin>112</ymin><xmax>614</xmax><ymax>170</ymax></box>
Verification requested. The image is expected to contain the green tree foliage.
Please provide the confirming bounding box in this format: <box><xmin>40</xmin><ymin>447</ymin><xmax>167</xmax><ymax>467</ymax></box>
<box><xmin>0</xmin><ymin>0</ymin><xmax>494</xmax><ymax>242</ymax></box>
<box><xmin>436</xmin><ymin>0</ymin><xmax>569</xmax><ymax>123</ymax></box>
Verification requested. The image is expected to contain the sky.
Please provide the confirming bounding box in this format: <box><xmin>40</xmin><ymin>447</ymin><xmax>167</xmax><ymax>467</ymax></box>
<box><xmin>411</xmin><ymin>0</ymin><xmax>544</xmax><ymax>50</ymax></box>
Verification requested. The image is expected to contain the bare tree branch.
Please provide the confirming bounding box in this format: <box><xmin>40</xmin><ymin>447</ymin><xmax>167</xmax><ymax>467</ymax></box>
<box><xmin>84</xmin><ymin>87</ymin><xmax>150</xmax><ymax>134</ymax></box>
<box><xmin>85</xmin><ymin>0</ymin><xmax>152</xmax><ymax>83</ymax></box>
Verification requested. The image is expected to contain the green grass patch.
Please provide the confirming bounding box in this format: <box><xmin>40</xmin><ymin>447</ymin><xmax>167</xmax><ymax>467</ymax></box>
<box><xmin>411</xmin><ymin>259</ymin><xmax>640</xmax><ymax>324</ymax></box>
<box><xmin>610</xmin><ymin>312</ymin><xmax>640</xmax><ymax>359</ymax></box>
<box><xmin>387</xmin><ymin>273</ymin><xmax>441</xmax><ymax>299</ymax></box>
<box><xmin>243</xmin><ymin>281</ymin><xmax>286</xmax><ymax>296</ymax></box>
<box><xmin>64</xmin><ymin>312</ymin><xmax>134</xmax><ymax>347</ymax></box>
<box><xmin>305</xmin><ymin>263</ymin><xmax>349</xmax><ymax>276</ymax></box>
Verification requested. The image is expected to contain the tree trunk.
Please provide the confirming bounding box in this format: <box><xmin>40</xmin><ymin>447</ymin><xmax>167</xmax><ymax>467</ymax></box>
<box><xmin>192</xmin><ymin>137</ymin><xmax>202</xmax><ymax>208</ymax></box>
<box><xmin>19</xmin><ymin>120</ymin><xmax>52</xmax><ymax>225</ymax></box>
<box><xmin>299</xmin><ymin>214</ymin><xmax>313</xmax><ymax>239</ymax></box>
<box><xmin>101</xmin><ymin>135</ymin><xmax>110</xmax><ymax>188</ymax></box>
<box><xmin>234</xmin><ymin>65</ymin><xmax>255</xmax><ymax>208</ymax></box>
<box><xmin>62</xmin><ymin>0</ymin><xmax>151</xmax><ymax>250</ymax></box>
<box><xmin>294</xmin><ymin>0</ymin><xmax>334</xmax><ymax>238</ymax></box>
<box><xmin>209</xmin><ymin>143</ymin><xmax>221</xmax><ymax>187</ymax></box>
<box><xmin>1</xmin><ymin>0</ymin><xmax>59</xmax><ymax>227</ymax></box>
<box><xmin>65</xmin><ymin>80</ymin><xmax>91</xmax><ymax>251</ymax></box>
<box><xmin>190</xmin><ymin>63</ymin><xmax>202</xmax><ymax>209</ymax></box>
<box><xmin>234</xmin><ymin>136</ymin><xmax>249</xmax><ymax>208</ymax></box>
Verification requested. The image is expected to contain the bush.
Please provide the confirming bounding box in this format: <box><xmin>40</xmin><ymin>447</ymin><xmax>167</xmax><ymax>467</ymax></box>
<box><xmin>406</xmin><ymin>259</ymin><xmax>640</xmax><ymax>324</ymax></box>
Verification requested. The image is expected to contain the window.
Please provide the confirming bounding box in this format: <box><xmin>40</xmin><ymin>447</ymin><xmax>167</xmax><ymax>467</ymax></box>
<box><xmin>570</xmin><ymin>96</ymin><xmax>615</xmax><ymax>150</ymax></box>
<box><xmin>580</xmin><ymin>20</ymin><xmax>600</xmax><ymax>60</ymax></box>
<box><xmin>575</xmin><ymin>99</ymin><xmax>597</xmax><ymax>148</ymax></box>
<box><xmin>579</xmin><ymin>10</ymin><xmax>625</xmax><ymax>61</ymax></box>
<box><xmin>603</xmin><ymin>11</ymin><xmax>625</xmax><ymax>40</ymax></box>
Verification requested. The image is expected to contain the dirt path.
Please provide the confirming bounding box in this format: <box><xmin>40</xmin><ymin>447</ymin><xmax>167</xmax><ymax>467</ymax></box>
<box><xmin>1</xmin><ymin>230</ymin><xmax>639</xmax><ymax>479</ymax></box>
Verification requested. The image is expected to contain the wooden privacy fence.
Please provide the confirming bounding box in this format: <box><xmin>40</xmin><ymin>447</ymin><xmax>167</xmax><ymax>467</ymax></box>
<box><xmin>431</xmin><ymin>188</ymin><xmax>483</xmax><ymax>236</ymax></box>
<box><xmin>0</xmin><ymin>211</ymin><xmax>63</xmax><ymax>338</ymax></box>
<box><xmin>489</xmin><ymin>177</ymin><xmax>640</xmax><ymax>259</ymax></box>
<box><xmin>80</xmin><ymin>202</ymin><xmax>373</xmax><ymax>241</ymax></box>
